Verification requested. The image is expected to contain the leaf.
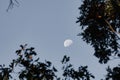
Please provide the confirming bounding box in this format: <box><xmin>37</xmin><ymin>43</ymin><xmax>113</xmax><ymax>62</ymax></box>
<box><xmin>30</xmin><ymin>47</ymin><xmax>34</xmax><ymax>51</ymax></box>
<box><xmin>16</xmin><ymin>50</ymin><xmax>21</xmax><ymax>55</ymax></box>
<box><xmin>45</xmin><ymin>60</ymin><xmax>51</xmax><ymax>67</ymax></box>
<box><xmin>31</xmin><ymin>51</ymin><xmax>37</xmax><ymax>55</ymax></box>
<box><xmin>91</xmin><ymin>75</ymin><xmax>95</xmax><ymax>78</ymax></box>
<box><xmin>68</xmin><ymin>64</ymin><xmax>72</xmax><ymax>68</ymax></box>
<box><xmin>20</xmin><ymin>45</ymin><xmax>24</xmax><ymax>50</ymax></box>
<box><xmin>9</xmin><ymin>62</ymin><xmax>14</xmax><ymax>69</ymax></box>
<box><xmin>118</xmin><ymin>54</ymin><xmax>120</xmax><ymax>57</ymax></box>
<box><xmin>53</xmin><ymin>66</ymin><xmax>57</xmax><ymax>72</ymax></box>
<box><xmin>34</xmin><ymin>58</ymin><xmax>39</xmax><ymax>62</ymax></box>
<box><xmin>61</xmin><ymin>55</ymin><xmax>67</xmax><ymax>64</ymax></box>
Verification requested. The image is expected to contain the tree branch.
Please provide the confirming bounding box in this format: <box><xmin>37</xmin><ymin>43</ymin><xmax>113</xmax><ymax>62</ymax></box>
<box><xmin>104</xmin><ymin>19</ymin><xmax>120</xmax><ymax>37</ymax></box>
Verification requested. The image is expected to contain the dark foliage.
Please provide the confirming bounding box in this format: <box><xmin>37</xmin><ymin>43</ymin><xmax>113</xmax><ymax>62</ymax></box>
<box><xmin>0</xmin><ymin>45</ymin><xmax>94</xmax><ymax>80</ymax></box>
<box><xmin>77</xmin><ymin>0</ymin><xmax>120</xmax><ymax>80</ymax></box>
<box><xmin>14</xmin><ymin>44</ymin><xmax>58</xmax><ymax>80</ymax></box>
<box><xmin>4</xmin><ymin>0</ymin><xmax>120</xmax><ymax>79</ymax></box>
<box><xmin>61</xmin><ymin>55</ymin><xmax>95</xmax><ymax>80</ymax></box>
<box><xmin>77</xmin><ymin>0</ymin><xmax>120</xmax><ymax>64</ymax></box>
<box><xmin>0</xmin><ymin>65</ymin><xmax>12</xmax><ymax>80</ymax></box>
<box><xmin>105</xmin><ymin>65</ymin><xmax>120</xmax><ymax>80</ymax></box>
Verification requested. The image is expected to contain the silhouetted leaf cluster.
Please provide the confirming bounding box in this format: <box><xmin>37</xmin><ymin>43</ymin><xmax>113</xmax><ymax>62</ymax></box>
<box><xmin>0</xmin><ymin>45</ymin><xmax>94</xmax><ymax>80</ymax></box>
<box><xmin>105</xmin><ymin>65</ymin><xmax>120</xmax><ymax>80</ymax></box>
<box><xmin>61</xmin><ymin>55</ymin><xmax>95</xmax><ymax>80</ymax></box>
<box><xmin>77</xmin><ymin>0</ymin><xmax>120</xmax><ymax>64</ymax></box>
<box><xmin>0</xmin><ymin>65</ymin><xmax>12</xmax><ymax>80</ymax></box>
<box><xmin>4</xmin><ymin>0</ymin><xmax>120</xmax><ymax>79</ymax></box>
<box><xmin>77</xmin><ymin>0</ymin><xmax>120</xmax><ymax>80</ymax></box>
<box><xmin>14</xmin><ymin>44</ymin><xmax>58</xmax><ymax>80</ymax></box>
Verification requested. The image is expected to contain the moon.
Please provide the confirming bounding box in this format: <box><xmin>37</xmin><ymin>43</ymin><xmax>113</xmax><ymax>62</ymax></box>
<box><xmin>64</xmin><ymin>39</ymin><xmax>73</xmax><ymax>47</ymax></box>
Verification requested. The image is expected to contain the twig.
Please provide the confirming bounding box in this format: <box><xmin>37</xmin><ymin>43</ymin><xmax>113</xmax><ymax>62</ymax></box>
<box><xmin>6</xmin><ymin>0</ymin><xmax>19</xmax><ymax>12</ymax></box>
<box><xmin>104</xmin><ymin>19</ymin><xmax>120</xmax><ymax>35</ymax></box>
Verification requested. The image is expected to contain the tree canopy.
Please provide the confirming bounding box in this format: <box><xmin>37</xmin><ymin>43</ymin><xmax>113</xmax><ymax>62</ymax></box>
<box><xmin>0</xmin><ymin>45</ymin><xmax>94</xmax><ymax>80</ymax></box>
<box><xmin>77</xmin><ymin>0</ymin><xmax>120</xmax><ymax>80</ymax></box>
<box><xmin>77</xmin><ymin>0</ymin><xmax>120</xmax><ymax>64</ymax></box>
<box><xmin>1</xmin><ymin>0</ymin><xmax>120</xmax><ymax>80</ymax></box>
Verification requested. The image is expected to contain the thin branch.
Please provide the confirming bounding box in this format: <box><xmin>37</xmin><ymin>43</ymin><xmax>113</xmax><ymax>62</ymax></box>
<box><xmin>6</xmin><ymin>0</ymin><xmax>19</xmax><ymax>12</ymax></box>
<box><xmin>105</xmin><ymin>19</ymin><xmax>120</xmax><ymax>34</ymax></box>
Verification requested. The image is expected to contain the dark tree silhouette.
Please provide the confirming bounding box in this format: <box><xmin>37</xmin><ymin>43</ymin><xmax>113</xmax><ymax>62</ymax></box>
<box><xmin>77</xmin><ymin>0</ymin><xmax>120</xmax><ymax>64</ymax></box>
<box><xmin>77</xmin><ymin>0</ymin><xmax>120</xmax><ymax>80</ymax></box>
<box><xmin>3</xmin><ymin>0</ymin><xmax>120</xmax><ymax>80</ymax></box>
<box><xmin>0</xmin><ymin>45</ymin><xmax>94</xmax><ymax>80</ymax></box>
<box><xmin>105</xmin><ymin>66</ymin><xmax>120</xmax><ymax>80</ymax></box>
<box><xmin>61</xmin><ymin>55</ymin><xmax>94</xmax><ymax>80</ymax></box>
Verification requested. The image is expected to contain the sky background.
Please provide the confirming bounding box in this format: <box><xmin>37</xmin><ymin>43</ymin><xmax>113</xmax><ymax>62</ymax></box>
<box><xmin>0</xmin><ymin>0</ymin><xmax>119</xmax><ymax>80</ymax></box>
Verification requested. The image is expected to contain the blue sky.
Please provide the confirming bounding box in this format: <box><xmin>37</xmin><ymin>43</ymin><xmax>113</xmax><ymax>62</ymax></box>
<box><xmin>0</xmin><ymin>0</ymin><xmax>119</xmax><ymax>79</ymax></box>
